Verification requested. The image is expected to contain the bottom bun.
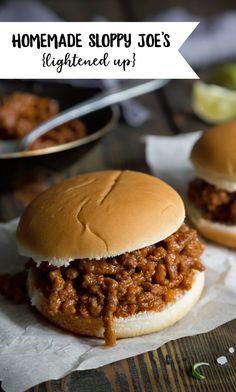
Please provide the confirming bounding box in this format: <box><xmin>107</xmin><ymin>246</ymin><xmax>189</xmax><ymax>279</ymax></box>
<box><xmin>187</xmin><ymin>203</ymin><xmax>236</xmax><ymax>249</ymax></box>
<box><xmin>28</xmin><ymin>268</ymin><xmax>204</xmax><ymax>340</ymax></box>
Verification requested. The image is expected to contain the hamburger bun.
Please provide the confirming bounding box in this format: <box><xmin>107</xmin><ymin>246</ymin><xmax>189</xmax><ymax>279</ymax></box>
<box><xmin>28</xmin><ymin>268</ymin><xmax>205</xmax><ymax>339</ymax></box>
<box><xmin>17</xmin><ymin>170</ymin><xmax>185</xmax><ymax>265</ymax></box>
<box><xmin>17</xmin><ymin>170</ymin><xmax>204</xmax><ymax>344</ymax></box>
<box><xmin>191</xmin><ymin>121</ymin><xmax>236</xmax><ymax>192</ymax></box>
<box><xmin>187</xmin><ymin>203</ymin><xmax>236</xmax><ymax>249</ymax></box>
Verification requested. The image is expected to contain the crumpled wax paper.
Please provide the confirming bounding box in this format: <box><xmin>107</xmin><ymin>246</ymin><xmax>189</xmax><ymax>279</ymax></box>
<box><xmin>1</xmin><ymin>131</ymin><xmax>236</xmax><ymax>391</ymax></box>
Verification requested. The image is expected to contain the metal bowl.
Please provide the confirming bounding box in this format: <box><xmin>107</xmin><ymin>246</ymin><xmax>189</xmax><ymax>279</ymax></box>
<box><xmin>0</xmin><ymin>80</ymin><xmax>119</xmax><ymax>188</ymax></box>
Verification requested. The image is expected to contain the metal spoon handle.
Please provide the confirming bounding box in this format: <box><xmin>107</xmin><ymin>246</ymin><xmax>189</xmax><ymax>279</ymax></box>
<box><xmin>21</xmin><ymin>79</ymin><xmax>168</xmax><ymax>149</ymax></box>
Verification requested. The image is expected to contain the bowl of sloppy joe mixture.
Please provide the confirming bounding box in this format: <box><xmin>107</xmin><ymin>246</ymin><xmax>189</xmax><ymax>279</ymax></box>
<box><xmin>187</xmin><ymin>120</ymin><xmax>236</xmax><ymax>248</ymax></box>
<box><xmin>16</xmin><ymin>170</ymin><xmax>205</xmax><ymax>346</ymax></box>
<box><xmin>0</xmin><ymin>80</ymin><xmax>119</xmax><ymax>188</ymax></box>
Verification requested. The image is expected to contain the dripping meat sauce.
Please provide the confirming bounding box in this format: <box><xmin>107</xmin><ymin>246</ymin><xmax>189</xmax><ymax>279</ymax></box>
<box><xmin>0</xmin><ymin>224</ymin><xmax>204</xmax><ymax>346</ymax></box>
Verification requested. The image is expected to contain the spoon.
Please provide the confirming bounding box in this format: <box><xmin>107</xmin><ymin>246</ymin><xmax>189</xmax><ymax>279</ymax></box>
<box><xmin>0</xmin><ymin>79</ymin><xmax>168</xmax><ymax>153</ymax></box>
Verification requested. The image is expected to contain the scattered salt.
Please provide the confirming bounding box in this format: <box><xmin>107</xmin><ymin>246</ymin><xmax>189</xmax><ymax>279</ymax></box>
<box><xmin>229</xmin><ymin>347</ymin><xmax>235</xmax><ymax>354</ymax></box>
<box><xmin>216</xmin><ymin>356</ymin><xmax>228</xmax><ymax>365</ymax></box>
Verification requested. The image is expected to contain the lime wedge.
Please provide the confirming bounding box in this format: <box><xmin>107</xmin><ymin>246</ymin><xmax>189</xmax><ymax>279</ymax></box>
<box><xmin>192</xmin><ymin>81</ymin><xmax>236</xmax><ymax>124</ymax></box>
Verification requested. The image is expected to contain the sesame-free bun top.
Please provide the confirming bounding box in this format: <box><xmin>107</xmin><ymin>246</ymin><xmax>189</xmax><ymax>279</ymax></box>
<box><xmin>17</xmin><ymin>170</ymin><xmax>185</xmax><ymax>265</ymax></box>
<box><xmin>191</xmin><ymin>121</ymin><xmax>236</xmax><ymax>191</ymax></box>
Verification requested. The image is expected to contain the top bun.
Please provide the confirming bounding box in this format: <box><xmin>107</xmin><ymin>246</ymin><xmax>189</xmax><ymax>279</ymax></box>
<box><xmin>16</xmin><ymin>170</ymin><xmax>184</xmax><ymax>265</ymax></box>
<box><xmin>191</xmin><ymin>121</ymin><xmax>236</xmax><ymax>191</ymax></box>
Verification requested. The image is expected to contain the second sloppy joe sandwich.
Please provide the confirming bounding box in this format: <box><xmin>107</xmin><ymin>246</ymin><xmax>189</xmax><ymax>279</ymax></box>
<box><xmin>188</xmin><ymin>120</ymin><xmax>236</xmax><ymax>248</ymax></box>
<box><xmin>17</xmin><ymin>170</ymin><xmax>205</xmax><ymax>346</ymax></box>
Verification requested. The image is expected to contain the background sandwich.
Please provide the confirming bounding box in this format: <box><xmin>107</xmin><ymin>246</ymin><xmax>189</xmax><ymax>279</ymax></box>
<box><xmin>188</xmin><ymin>121</ymin><xmax>236</xmax><ymax>248</ymax></box>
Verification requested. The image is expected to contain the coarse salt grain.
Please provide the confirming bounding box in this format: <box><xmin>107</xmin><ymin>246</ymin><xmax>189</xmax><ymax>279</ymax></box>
<box><xmin>229</xmin><ymin>347</ymin><xmax>235</xmax><ymax>354</ymax></box>
<box><xmin>217</xmin><ymin>356</ymin><xmax>228</xmax><ymax>365</ymax></box>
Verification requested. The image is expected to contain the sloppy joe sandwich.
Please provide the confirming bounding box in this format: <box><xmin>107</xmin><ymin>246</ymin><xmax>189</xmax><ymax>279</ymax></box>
<box><xmin>188</xmin><ymin>120</ymin><xmax>236</xmax><ymax>248</ymax></box>
<box><xmin>17</xmin><ymin>170</ymin><xmax>205</xmax><ymax>346</ymax></box>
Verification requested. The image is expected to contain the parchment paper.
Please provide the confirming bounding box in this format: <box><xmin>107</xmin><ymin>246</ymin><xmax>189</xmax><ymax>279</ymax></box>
<box><xmin>1</xmin><ymin>131</ymin><xmax>236</xmax><ymax>391</ymax></box>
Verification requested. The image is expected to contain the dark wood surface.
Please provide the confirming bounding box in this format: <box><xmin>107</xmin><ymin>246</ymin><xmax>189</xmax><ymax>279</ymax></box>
<box><xmin>27</xmin><ymin>321</ymin><xmax>236</xmax><ymax>392</ymax></box>
<box><xmin>0</xmin><ymin>0</ymin><xmax>236</xmax><ymax>391</ymax></box>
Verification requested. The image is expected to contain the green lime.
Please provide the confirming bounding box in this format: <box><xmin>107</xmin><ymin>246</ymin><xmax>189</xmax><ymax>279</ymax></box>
<box><xmin>192</xmin><ymin>81</ymin><xmax>236</xmax><ymax>124</ymax></box>
<box><xmin>209</xmin><ymin>64</ymin><xmax>236</xmax><ymax>90</ymax></box>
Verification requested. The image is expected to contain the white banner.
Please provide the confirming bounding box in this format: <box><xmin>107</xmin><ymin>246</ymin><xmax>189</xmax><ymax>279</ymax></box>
<box><xmin>0</xmin><ymin>22</ymin><xmax>199</xmax><ymax>79</ymax></box>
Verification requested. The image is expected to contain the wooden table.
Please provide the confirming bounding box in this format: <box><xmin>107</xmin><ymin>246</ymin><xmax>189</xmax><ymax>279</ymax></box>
<box><xmin>0</xmin><ymin>80</ymin><xmax>235</xmax><ymax>391</ymax></box>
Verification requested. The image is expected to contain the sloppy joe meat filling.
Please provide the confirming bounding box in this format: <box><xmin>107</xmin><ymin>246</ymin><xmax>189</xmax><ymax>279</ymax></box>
<box><xmin>188</xmin><ymin>178</ymin><xmax>236</xmax><ymax>224</ymax></box>
<box><xmin>31</xmin><ymin>224</ymin><xmax>204</xmax><ymax>346</ymax></box>
<box><xmin>0</xmin><ymin>92</ymin><xmax>87</xmax><ymax>149</ymax></box>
